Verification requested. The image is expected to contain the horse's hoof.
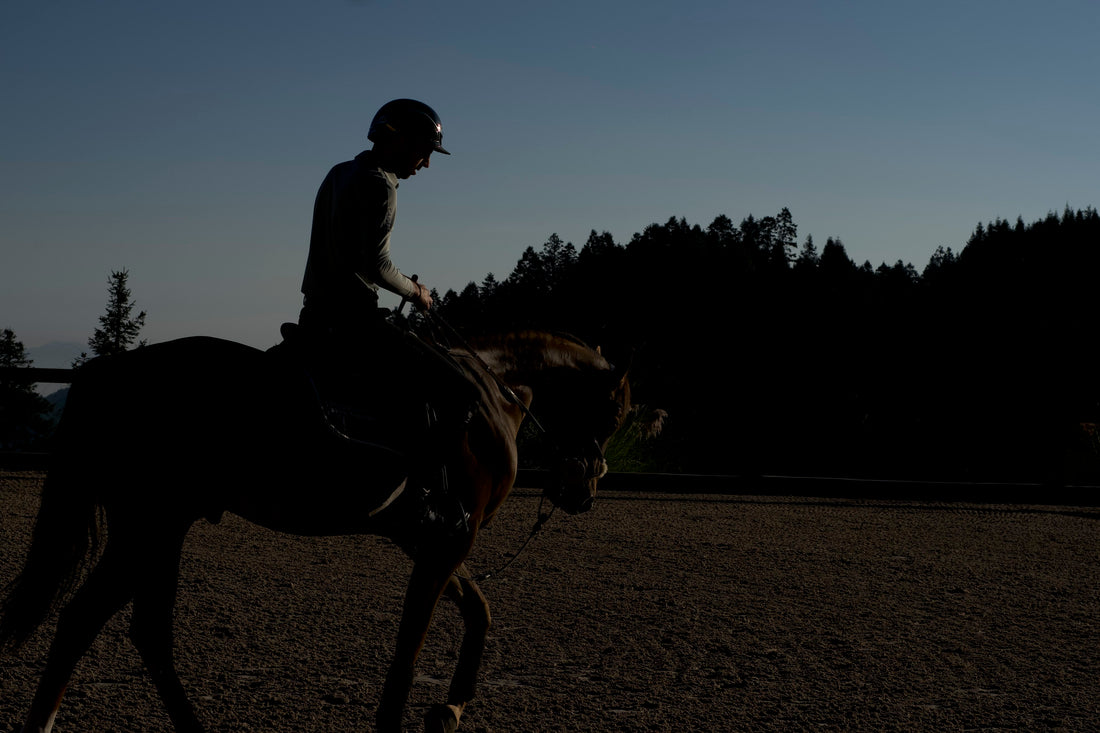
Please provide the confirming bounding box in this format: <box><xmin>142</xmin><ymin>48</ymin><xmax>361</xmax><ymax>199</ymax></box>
<box><xmin>424</xmin><ymin>703</ymin><xmax>461</xmax><ymax>733</ymax></box>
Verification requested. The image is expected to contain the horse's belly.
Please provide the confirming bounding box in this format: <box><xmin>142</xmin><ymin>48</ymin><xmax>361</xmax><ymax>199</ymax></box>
<box><xmin>222</xmin><ymin>455</ymin><xmax>411</xmax><ymax>536</ymax></box>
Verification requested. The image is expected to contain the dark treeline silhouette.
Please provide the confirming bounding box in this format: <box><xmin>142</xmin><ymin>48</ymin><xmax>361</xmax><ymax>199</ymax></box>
<box><xmin>0</xmin><ymin>329</ymin><xmax>54</xmax><ymax>450</ymax></box>
<box><xmin>0</xmin><ymin>270</ymin><xmax>147</xmax><ymax>450</ymax></box>
<box><xmin>430</xmin><ymin>206</ymin><xmax>1100</xmax><ymax>484</ymax></box>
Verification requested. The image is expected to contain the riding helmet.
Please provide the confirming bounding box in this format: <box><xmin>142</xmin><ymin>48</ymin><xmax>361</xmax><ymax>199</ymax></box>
<box><xmin>367</xmin><ymin>99</ymin><xmax>450</xmax><ymax>155</ymax></box>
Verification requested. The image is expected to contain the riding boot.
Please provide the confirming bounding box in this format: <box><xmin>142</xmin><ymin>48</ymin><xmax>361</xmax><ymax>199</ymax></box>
<box><xmin>412</xmin><ymin>401</ymin><xmax>478</xmax><ymax>538</ymax></box>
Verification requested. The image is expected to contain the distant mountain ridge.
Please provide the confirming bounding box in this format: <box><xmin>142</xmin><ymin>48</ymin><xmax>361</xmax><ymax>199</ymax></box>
<box><xmin>25</xmin><ymin>342</ymin><xmax>81</xmax><ymax>401</ymax></box>
<box><xmin>44</xmin><ymin>387</ymin><xmax>69</xmax><ymax>421</ymax></box>
<box><xmin>26</xmin><ymin>341</ymin><xmax>83</xmax><ymax>369</ymax></box>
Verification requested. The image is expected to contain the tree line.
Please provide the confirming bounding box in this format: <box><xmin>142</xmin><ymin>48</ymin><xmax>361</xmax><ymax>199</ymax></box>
<box><xmin>1</xmin><ymin>269</ymin><xmax>145</xmax><ymax>449</ymax></box>
<box><xmin>5</xmin><ymin>213</ymin><xmax>1099</xmax><ymax>484</ymax></box>
<box><xmin>427</xmin><ymin>206</ymin><xmax>1100</xmax><ymax>484</ymax></box>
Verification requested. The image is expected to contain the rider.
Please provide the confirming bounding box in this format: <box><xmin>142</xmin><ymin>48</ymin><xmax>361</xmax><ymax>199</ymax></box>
<box><xmin>298</xmin><ymin>98</ymin><xmax>479</xmax><ymax>534</ymax></box>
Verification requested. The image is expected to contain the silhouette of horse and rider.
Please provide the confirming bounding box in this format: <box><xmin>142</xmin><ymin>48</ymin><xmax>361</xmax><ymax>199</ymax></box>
<box><xmin>1</xmin><ymin>99</ymin><xmax>632</xmax><ymax>733</ymax></box>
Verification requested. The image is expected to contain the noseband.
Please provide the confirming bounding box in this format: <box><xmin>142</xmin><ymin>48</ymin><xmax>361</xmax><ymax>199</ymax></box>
<box><xmin>559</xmin><ymin>439</ymin><xmax>609</xmax><ymax>483</ymax></box>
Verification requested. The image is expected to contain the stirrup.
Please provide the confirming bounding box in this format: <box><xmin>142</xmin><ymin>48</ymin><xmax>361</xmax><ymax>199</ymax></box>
<box><xmin>421</xmin><ymin>494</ymin><xmax>471</xmax><ymax>537</ymax></box>
<box><xmin>417</xmin><ymin>465</ymin><xmax>470</xmax><ymax>537</ymax></box>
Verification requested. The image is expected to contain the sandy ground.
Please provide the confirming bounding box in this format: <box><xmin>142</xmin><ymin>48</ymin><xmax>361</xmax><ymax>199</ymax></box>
<box><xmin>2</xmin><ymin>471</ymin><xmax>1098</xmax><ymax>732</ymax></box>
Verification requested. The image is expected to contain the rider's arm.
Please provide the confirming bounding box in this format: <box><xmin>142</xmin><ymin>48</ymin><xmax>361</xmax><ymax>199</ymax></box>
<box><xmin>342</xmin><ymin>169</ymin><xmax>420</xmax><ymax>301</ymax></box>
<box><xmin>364</xmin><ymin>233</ymin><xmax>420</xmax><ymax>301</ymax></box>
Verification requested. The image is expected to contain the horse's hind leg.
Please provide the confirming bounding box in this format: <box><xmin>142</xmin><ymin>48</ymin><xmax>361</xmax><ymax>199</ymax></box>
<box><xmin>128</xmin><ymin>525</ymin><xmax>204</xmax><ymax>733</ymax></box>
<box><xmin>424</xmin><ymin>566</ymin><xmax>491</xmax><ymax>733</ymax></box>
<box><xmin>21</xmin><ymin>538</ymin><xmax>137</xmax><ymax>733</ymax></box>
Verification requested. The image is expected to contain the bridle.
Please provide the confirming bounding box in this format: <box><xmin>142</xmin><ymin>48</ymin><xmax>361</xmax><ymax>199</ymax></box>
<box><xmin>554</xmin><ymin>438</ymin><xmax>609</xmax><ymax>484</ymax></box>
<box><xmin>421</xmin><ymin>308</ymin><xmax>611</xmax><ymax>486</ymax></box>
<box><xmin>408</xmin><ymin>307</ymin><xmax>610</xmax><ymax>581</ymax></box>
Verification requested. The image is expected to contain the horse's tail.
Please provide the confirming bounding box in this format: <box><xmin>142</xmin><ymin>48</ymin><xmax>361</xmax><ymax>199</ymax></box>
<box><xmin>0</xmin><ymin>378</ymin><xmax>105</xmax><ymax>653</ymax></box>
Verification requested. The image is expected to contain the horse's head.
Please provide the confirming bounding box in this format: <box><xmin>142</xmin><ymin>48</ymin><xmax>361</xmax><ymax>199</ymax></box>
<box><xmin>540</xmin><ymin>356</ymin><xmax>631</xmax><ymax>515</ymax></box>
<box><xmin>468</xmin><ymin>332</ymin><xmax>633</xmax><ymax>515</ymax></box>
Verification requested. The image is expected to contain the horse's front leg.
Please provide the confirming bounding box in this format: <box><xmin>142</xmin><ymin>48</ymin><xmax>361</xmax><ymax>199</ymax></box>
<box><xmin>376</xmin><ymin>540</ymin><xmax>472</xmax><ymax>733</ymax></box>
<box><xmin>424</xmin><ymin>566</ymin><xmax>491</xmax><ymax>733</ymax></box>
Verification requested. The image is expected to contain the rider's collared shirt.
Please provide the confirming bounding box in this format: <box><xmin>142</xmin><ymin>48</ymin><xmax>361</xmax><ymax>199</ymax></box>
<box><xmin>301</xmin><ymin>149</ymin><xmax>419</xmax><ymax>320</ymax></box>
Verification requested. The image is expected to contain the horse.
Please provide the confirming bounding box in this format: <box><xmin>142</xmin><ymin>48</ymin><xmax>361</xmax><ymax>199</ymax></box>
<box><xmin>0</xmin><ymin>329</ymin><xmax>631</xmax><ymax>733</ymax></box>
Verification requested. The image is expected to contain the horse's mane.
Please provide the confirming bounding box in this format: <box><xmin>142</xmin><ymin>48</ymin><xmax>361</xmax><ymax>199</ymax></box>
<box><xmin>467</xmin><ymin>330</ymin><xmax>611</xmax><ymax>374</ymax></box>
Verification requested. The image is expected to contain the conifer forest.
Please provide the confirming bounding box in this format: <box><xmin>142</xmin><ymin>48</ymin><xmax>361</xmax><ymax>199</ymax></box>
<box><xmin>429</xmin><ymin>206</ymin><xmax>1100</xmax><ymax>484</ymax></box>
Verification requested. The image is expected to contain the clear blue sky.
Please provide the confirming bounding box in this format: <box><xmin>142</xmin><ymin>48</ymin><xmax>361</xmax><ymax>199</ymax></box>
<box><xmin>3</xmin><ymin>0</ymin><xmax>1098</xmax><ymax>363</ymax></box>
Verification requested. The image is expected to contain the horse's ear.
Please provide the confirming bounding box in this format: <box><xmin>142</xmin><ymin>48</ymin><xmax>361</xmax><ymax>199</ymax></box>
<box><xmin>596</xmin><ymin>345</ymin><xmax>602</xmax><ymax>356</ymax></box>
<box><xmin>610</xmin><ymin>349</ymin><xmax>633</xmax><ymax>388</ymax></box>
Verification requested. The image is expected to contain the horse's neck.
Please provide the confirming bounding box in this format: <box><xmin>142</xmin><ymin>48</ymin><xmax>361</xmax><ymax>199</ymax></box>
<box><xmin>474</xmin><ymin>334</ymin><xmax>605</xmax><ymax>388</ymax></box>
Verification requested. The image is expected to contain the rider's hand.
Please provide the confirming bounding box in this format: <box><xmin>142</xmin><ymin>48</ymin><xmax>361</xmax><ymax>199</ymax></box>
<box><xmin>412</xmin><ymin>282</ymin><xmax>433</xmax><ymax>310</ymax></box>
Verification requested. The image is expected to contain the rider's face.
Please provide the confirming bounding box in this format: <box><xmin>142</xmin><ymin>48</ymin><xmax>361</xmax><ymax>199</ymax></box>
<box><xmin>394</xmin><ymin>141</ymin><xmax>433</xmax><ymax>179</ymax></box>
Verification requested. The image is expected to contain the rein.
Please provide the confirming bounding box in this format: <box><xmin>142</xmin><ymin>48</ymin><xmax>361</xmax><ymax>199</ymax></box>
<box><xmin>472</xmin><ymin>496</ymin><xmax>555</xmax><ymax>582</ymax></box>
<box><xmin>410</xmin><ymin>307</ymin><xmax>556</xmax><ymax>581</ymax></box>
<box><xmin>419</xmin><ymin>308</ymin><xmax>547</xmax><ymax>435</ymax></box>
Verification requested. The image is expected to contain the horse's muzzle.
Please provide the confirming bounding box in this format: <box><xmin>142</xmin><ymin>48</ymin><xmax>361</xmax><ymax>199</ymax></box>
<box><xmin>545</xmin><ymin>454</ymin><xmax>605</xmax><ymax>515</ymax></box>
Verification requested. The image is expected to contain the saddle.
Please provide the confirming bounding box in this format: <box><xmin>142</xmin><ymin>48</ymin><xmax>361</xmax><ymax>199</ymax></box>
<box><xmin>268</xmin><ymin>322</ymin><xmax>427</xmax><ymax>456</ymax></box>
<box><xmin>267</xmin><ymin>321</ymin><xmax>474</xmax><ymax>535</ymax></box>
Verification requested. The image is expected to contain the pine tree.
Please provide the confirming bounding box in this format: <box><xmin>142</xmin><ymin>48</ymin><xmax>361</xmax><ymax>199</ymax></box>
<box><xmin>479</xmin><ymin>272</ymin><xmax>499</xmax><ymax>299</ymax></box>
<box><xmin>0</xmin><ymin>328</ymin><xmax>54</xmax><ymax>448</ymax></box>
<box><xmin>76</xmin><ymin>269</ymin><xmax>147</xmax><ymax>365</ymax></box>
<box><xmin>794</xmin><ymin>234</ymin><xmax>820</xmax><ymax>270</ymax></box>
<box><xmin>772</xmin><ymin>207</ymin><xmax>798</xmax><ymax>267</ymax></box>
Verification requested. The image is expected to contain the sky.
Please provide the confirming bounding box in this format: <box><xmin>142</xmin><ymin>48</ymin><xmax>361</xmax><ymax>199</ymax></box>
<box><xmin>3</xmin><ymin>0</ymin><xmax>1099</xmax><ymax>365</ymax></box>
